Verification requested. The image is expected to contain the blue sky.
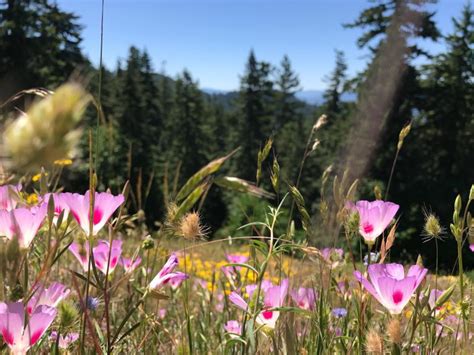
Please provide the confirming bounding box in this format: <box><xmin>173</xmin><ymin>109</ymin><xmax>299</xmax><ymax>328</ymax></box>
<box><xmin>57</xmin><ymin>0</ymin><xmax>468</xmax><ymax>91</ymax></box>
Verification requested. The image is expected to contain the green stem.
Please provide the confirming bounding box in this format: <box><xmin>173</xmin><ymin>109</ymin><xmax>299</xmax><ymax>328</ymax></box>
<box><xmin>23</xmin><ymin>251</ymin><xmax>28</xmax><ymax>293</ymax></box>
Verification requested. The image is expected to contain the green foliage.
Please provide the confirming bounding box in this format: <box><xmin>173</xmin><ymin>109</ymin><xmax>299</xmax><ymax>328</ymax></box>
<box><xmin>0</xmin><ymin>0</ymin><xmax>472</xmax><ymax>270</ymax></box>
<box><xmin>0</xmin><ymin>0</ymin><xmax>85</xmax><ymax>100</ymax></box>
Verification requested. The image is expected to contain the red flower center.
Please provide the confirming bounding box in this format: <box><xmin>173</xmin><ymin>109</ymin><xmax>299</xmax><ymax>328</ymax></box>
<box><xmin>72</xmin><ymin>210</ymin><xmax>81</xmax><ymax>224</ymax></box>
<box><xmin>363</xmin><ymin>223</ymin><xmax>374</xmax><ymax>234</ymax></box>
<box><xmin>93</xmin><ymin>208</ymin><xmax>103</xmax><ymax>225</ymax></box>
<box><xmin>262</xmin><ymin>310</ymin><xmax>273</xmax><ymax>320</ymax></box>
<box><xmin>392</xmin><ymin>290</ymin><xmax>403</xmax><ymax>304</ymax></box>
<box><xmin>29</xmin><ymin>329</ymin><xmax>43</xmax><ymax>345</ymax></box>
<box><xmin>2</xmin><ymin>329</ymin><xmax>14</xmax><ymax>345</ymax></box>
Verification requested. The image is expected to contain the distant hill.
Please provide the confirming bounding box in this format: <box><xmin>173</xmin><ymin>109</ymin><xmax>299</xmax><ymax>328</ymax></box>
<box><xmin>295</xmin><ymin>90</ymin><xmax>325</xmax><ymax>105</ymax></box>
<box><xmin>202</xmin><ymin>88</ymin><xmax>355</xmax><ymax>106</ymax></box>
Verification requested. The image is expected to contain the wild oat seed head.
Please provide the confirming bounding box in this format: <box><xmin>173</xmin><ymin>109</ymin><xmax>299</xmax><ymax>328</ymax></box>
<box><xmin>311</xmin><ymin>139</ymin><xmax>321</xmax><ymax>152</ymax></box>
<box><xmin>4</xmin><ymin>83</ymin><xmax>90</xmax><ymax>171</ymax></box>
<box><xmin>423</xmin><ymin>212</ymin><xmax>444</xmax><ymax>241</ymax></box>
<box><xmin>387</xmin><ymin>318</ymin><xmax>401</xmax><ymax>344</ymax></box>
<box><xmin>313</xmin><ymin>114</ymin><xmax>327</xmax><ymax>131</ymax></box>
<box><xmin>366</xmin><ymin>329</ymin><xmax>383</xmax><ymax>354</ymax></box>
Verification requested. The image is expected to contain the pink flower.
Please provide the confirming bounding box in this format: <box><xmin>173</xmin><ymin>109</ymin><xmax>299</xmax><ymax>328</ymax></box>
<box><xmin>470</xmin><ymin>244</ymin><xmax>474</xmax><ymax>252</ymax></box>
<box><xmin>290</xmin><ymin>287</ymin><xmax>317</xmax><ymax>310</ymax></box>
<box><xmin>321</xmin><ymin>248</ymin><xmax>344</xmax><ymax>268</ymax></box>
<box><xmin>229</xmin><ymin>279</ymin><xmax>288</xmax><ymax>329</ymax></box>
<box><xmin>42</xmin><ymin>193</ymin><xmax>70</xmax><ymax>225</ymax></box>
<box><xmin>27</xmin><ymin>282</ymin><xmax>70</xmax><ymax>314</ymax></box>
<box><xmin>63</xmin><ymin>190</ymin><xmax>124</xmax><ymax>236</ymax></box>
<box><xmin>69</xmin><ymin>239</ymin><xmax>123</xmax><ymax>275</ymax></box>
<box><xmin>354</xmin><ymin>263</ymin><xmax>427</xmax><ymax>314</ymax></box>
<box><xmin>0</xmin><ymin>302</ymin><xmax>56</xmax><ymax>355</ymax></box>
<box><xmin>225</xmin><ymin>254</ymin><xmax>249</xmax><ymax>264</ymax></box>
<box><xmin>348</xmin><ymin>200</ymin><xmax>399</xmax><ymax>244</ymax></box>
<box><xmin>245</xmin><ymin>280</ymin><xmax>274</xmax><ymax>299</ymax></box>
<box><xmin>215</xmin><ymin>293</ymin><xmax>225</xmax><ymax>312</ymax></box>
<box><xmin>0</xmin><ymin>184</ymin><xmax>21</xmax><ymax>211</ymax></box>
<box><xmin>120</xmin><ymin>256</ymin><xmax>142</xmax><ymax>273</ymax></box>
<box><xmin>428</xmin><ymin>289</ymin><xmax>443</xmax><ymax>311</ymax></box>
<box><xmin>158</xmin><ymin>309</ymin><xmax>167</xmax><ymax>319</ymax></box>
<box><xmin>149</xmin><ymin>254</ymin><xmax>188</xmax><ymax>290</ymax></box>
<box><xmin>50</xmin><ymin>331</ymin><xmax>79</xmax><ymax>349</ymax></box>
<box><xmin>222</xmin><ymin>254</ymin><xmax>249</xmax><ymax>277</ymax></box>
<box><xmin>224</xmin><ymin>320</ymin><xmax>242</xmax><ymax>336</ymax></box>
<box><xmin>93</xmin><ymin>240</ymin><xmax>123</xmax><ymax>275</ymax></box>
<box><xmin>169</xmin><ymin>274</ymin><xmax>187</xmax><ymax>290</ymax></box>
<box><xmin>0</xmin><ymin>204</ymin><xmax>47</xmax><ymax>249</ymax></box>
<box><xmin>69</xmin><ymin>241</ymin><xmax>90</xmax><ymax>271</ymax></box>
<box><xmin>195</xmin><ymin>278</ymin><xmax>209</xmax><ymax>290</ymax></box>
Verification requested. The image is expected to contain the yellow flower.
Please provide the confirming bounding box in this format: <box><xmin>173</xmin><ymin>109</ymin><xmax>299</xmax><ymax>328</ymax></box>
<box><xmin>54</xmin><ymin>158</ymin><xmax>73</xmax><ymax>166</ymax></box>
<box><xmin>405</xmin><ymin>310</ymin><xmax>413</xmax><ymax>319</ymax></box>
<box><xmin>32</xmin><ymin>173</ymin><xmax>47</xmax><ymax>182</ymax></box>
<box><xmin>26</xmin><ymin>193</ymin><xmax>38</xmax><ymax>205</ymax></box>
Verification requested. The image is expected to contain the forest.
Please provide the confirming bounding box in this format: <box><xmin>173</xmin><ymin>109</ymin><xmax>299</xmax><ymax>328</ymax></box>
<box><xmin>0</xmin><ymin>0</ymin><xmax>473</xmax><ymax>353</ymax></box>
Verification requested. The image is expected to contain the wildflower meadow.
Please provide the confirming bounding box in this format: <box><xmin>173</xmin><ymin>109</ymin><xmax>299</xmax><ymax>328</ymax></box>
<box><xmin>0</xmin><ymin>82</ymin><xmax>472</xmax><ymax>354</ymax></box>
<box><xmin>0</xmin><ymin>0</ymin><xmax>473</xmax><ymax>354</ymax></box>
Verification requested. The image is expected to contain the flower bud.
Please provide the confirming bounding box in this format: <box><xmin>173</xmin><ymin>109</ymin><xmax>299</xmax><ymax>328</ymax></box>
<box><xmin>142</xmin><ymin>235</ymin><xmax>155</xmax><ymax>250</ymax></box>
<box><xmin>454</xmin><ymin>195</ymin><xmax>462</xmax><ymax>216</ymax></box>
<box><xmin>374</xmin><ymin>185</ymin><xmax>383</xmax><ymax>200</ymax></box>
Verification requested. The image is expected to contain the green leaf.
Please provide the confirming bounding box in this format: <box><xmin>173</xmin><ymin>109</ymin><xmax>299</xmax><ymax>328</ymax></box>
<box><xmin>174</xmin><ymin>183</ymin><xmax>209</xmax><ymax>221</ymax></box>
<box><xmin>433</xmin><ymin>283</ymin><xmax>455</xmax><ymax>310</ymax></box>
<box><xmin>215</xmin><ymin>177</ymin><xmax>274</xmax><ymax>199</ymax></box>
<box><xmin>175</xmin><ymin>150</ymin><xmax>235</xmax><ymax>202</ymax></box>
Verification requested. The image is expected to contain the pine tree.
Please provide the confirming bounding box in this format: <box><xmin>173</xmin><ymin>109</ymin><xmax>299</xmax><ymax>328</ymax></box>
<box><xmin>0</xmin><ymin>0</ymin><xmax>85</xmax><ymax>99</ymax></box>
<box><xmin>323</xmin><ymin>50</ymin><xmax>348</xmax><ymax>117</ymax></box>
<box><xmin>274</xmin><ymin>55</ymin><xmax>305</xmax><ymax>184</ymax></box>
<box><xmin>343</xmin><ymin>0</ymin><xmax>439</xmax><ymax>182</ymax></box>
<box><xmin>345</xmin><ymin>0</ymin><xmax>439</xmax><ymax>56</ymax></box>
<box><xmin>234</xmin><ymin>50</ymin><xmax>274</xmax><ymax>181</ymax></box>
<box><xmin>399</xmin><ymin>3</ymin><xmax>474</xmax><ymax>267</ymax></box>
<box><xmin>163</xmin><ymin>70</ymin><xmax>206</xmax><ymax>183</ymax></box>
<box><xmin>274</xmin><ymin>55</ymin><xmax>300</xmax><ymax>131</ymax></box>
<box><xmin>140</xmin><ymin>51</ymin><xmax>162</xmax><ymax>136</ymax></box>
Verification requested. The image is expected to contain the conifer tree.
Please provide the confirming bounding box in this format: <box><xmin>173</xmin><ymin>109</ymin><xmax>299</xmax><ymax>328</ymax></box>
<box><xmin>344</xmin><ymin>0</ymin><xmax>439</xmax><ymax>182</ymax></box>
<box><xmin>323</xmin><ymin>50</ymin><xmax>348</xmax><ymax>117</ymax></box>
<box><xmin>163</xmin><ymin>70</ymin><xmax>206</xmax><ymax>184</ymax></box>
<box><xmin>274</xmin><ymin>55</ymin><xmax>305</xmax><ymax>184</ymax></box>
<box><xmin>234</xmin><ymin>50</ymin><xmax>274</xmax><ymax>181</ymax></box>
<box><xmin>0</xmin><ymin>0</ymin><xmax>85</xmax><ymax>99</ymax></box>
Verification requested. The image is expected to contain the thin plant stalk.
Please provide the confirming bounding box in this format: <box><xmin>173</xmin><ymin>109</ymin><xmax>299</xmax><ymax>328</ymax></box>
<box><xmin>80</xmin><ymin>130</ymin><xmax>96</xmax><ymax>353</ymax></box>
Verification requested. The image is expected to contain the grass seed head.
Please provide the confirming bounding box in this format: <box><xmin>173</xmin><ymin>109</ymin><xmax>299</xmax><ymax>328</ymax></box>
<box><xmin>387</xmin><ymin>318</ymin><xmax>401</xmax><ymax>344</ymax></box>
<box><xmin>366</xmin><ymin>329</ymin><xmax>383</xmax><ymax>354</ymax></box>
<box><xmin>179</xmin><ymin>212</ymin><xmax>207</xmax><ymax>240</ymax></box>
